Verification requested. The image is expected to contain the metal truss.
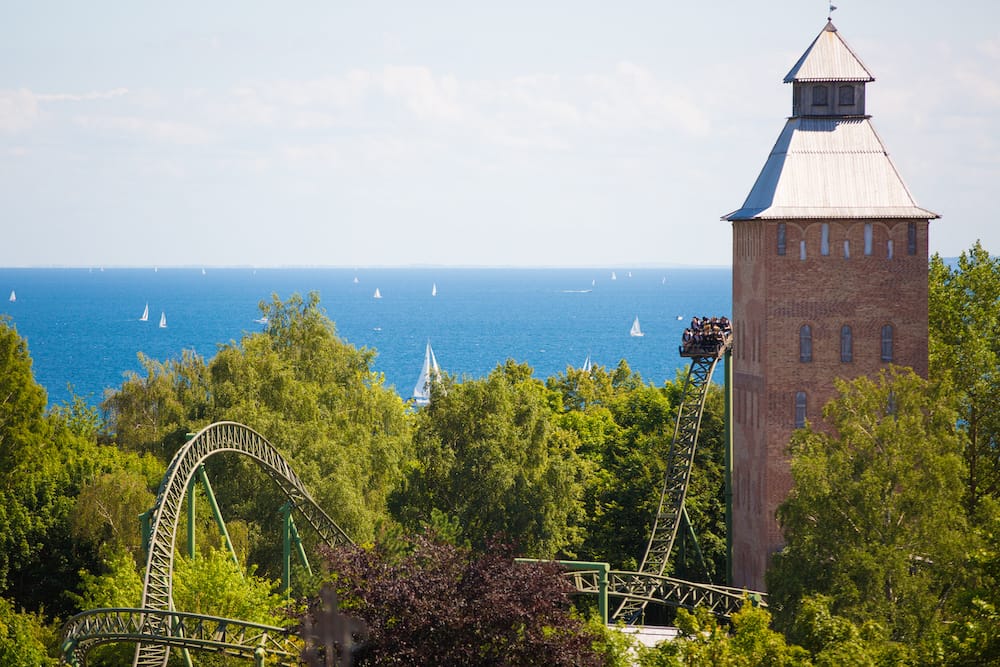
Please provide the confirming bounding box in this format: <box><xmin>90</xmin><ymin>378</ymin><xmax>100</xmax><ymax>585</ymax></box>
<box><xmin>61</xmin><ymin>608</ymin><xmax>300</xmax><ymax>666</ymax></box>
<box><xmin>613</xmin><ymin>344</ymin><xmax>730</xmax><ymax>623</ymax></box>
<box><xmin>568</xmin><ymin>568</ymin><xmax>759</xmax><ymax>618</ymax></box>
<box><xmin>125</xmin><ymin>421</ymin><xmax>352</xmax><ymax>667</ymax></box>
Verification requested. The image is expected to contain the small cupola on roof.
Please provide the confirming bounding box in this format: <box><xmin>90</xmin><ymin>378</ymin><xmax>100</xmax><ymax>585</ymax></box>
<box><xmin>785</xmin><ymin>20</ymin><xmax>873</xmax><ymax>117</ymax></box>
<box><xmin>722</xmin><ymin>20</ymin><xmax>938</xmax><ymax>222</ymax></box>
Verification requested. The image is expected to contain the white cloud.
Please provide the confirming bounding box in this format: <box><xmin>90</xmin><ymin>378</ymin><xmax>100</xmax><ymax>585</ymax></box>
<box><xmin>0</xmin><ymin>89</ymin><xmax>40</xmax><ymax>132</ymax></box>
<box><xmin>36</xmin><ymin>88</ymin><xmax>129</xmax><ymax>103</ymax></box>
<box><xmin>73</xmin><ymin>115</ymin><xmax>214</xmax><ymax>145</ymax></box>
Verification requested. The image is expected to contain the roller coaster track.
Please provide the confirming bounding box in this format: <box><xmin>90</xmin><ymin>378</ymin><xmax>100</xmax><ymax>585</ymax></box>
<box><xmin>62</xmin><ymin>353</ymin><xmax>753</xmax><ymax>663</ymax></box>
<box><xmin>61</xmin><ymin>608</ymin><xmax>300</xmax><ymax>666</ymax></box>
<box><xmin>60</xmin><ymin>421</ymin><xmax>353</xmax><ymax>667</ymax></box>
<box><xmin>568</xmin><ymin>568</ymin><xmax>756</xmax><ymax>619</ymax></box>
<box><xmin>613</xmin><ymin>340</ymin><xmax>732</xmax><ymax>623</ymax></box>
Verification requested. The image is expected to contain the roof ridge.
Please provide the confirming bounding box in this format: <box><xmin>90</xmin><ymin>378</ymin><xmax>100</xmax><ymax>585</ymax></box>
<box><xmin>783</xmin><ymin>21</ymin><xmax>874</xmax><ymax>83</ymax></box>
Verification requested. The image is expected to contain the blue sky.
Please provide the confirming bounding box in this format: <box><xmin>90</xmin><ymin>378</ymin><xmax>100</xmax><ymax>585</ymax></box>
<box><xmin>1</xmin><ymin>1</ymin><xmax>997</xmax><ymax>267</ymax></box>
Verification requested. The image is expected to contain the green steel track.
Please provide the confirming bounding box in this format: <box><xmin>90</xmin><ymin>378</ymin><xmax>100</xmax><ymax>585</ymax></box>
<box><xmin>63</xmin><ymin>354</ymin><xmax>756</xmax><ymax>663</ymax></box>
<box><xmin>613</xmin><ymin>339</ymin><xmax>734</xmax><ymax>623</ymax></box>
<box><xmin>60</xmin><ymin>421</ymin><xmax>353</xmax><ymax>667</ymax></box>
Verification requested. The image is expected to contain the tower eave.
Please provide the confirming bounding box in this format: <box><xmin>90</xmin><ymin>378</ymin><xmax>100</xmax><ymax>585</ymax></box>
<box><xmin>722</xmin><ymin>207</ymin><xmax>941</xmax><ymax>222</ymax></box>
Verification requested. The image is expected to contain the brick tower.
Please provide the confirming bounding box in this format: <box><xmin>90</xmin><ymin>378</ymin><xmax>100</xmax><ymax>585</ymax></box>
<box><xmin>723</xmin><ymin>21</ymin><xmax>938</xmax><ymax>591</ymax></box>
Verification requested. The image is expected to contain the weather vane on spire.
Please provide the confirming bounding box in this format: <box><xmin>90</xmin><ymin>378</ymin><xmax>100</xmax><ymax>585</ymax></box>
<box><xmin>828</xmin><ymin>2</ymin><xmax>838</xmax><ymax>20</ymax></box>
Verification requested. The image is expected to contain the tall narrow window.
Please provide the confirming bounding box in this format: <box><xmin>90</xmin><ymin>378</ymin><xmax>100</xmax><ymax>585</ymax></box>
<box><xmin>843</xmin><ymin>239</ymin><xmax>850</xmax><ymax>259</ymax></box>
<box><xmin>881</xmin><ymin>324</ymin><xmax>894</xmax><ymax>362</ymax></box>
<box><xmin>840</xmin><ymin>325</ymin><xmax>853</xmax><ymax>362</ymax></box>
<box><xmin>864</xmin><ymin>224</ymin><xmax>873</xmax><ymax>255</ymax></box>
<box><xmin>800</xmin><ymin>240</ymin><xmax>807</xmax><ymax>260</ymax></box>
<box><xmin>813</xmin><ymin>86</ymin><xmax>828</xmax><ymax>106</ymax></box>
<box><xmin>821</xmin><ymin>223</ymin><xmax>830</xmax><ymax>256</ymax></box>
<box><xmin>777</xmin><ymin>223</ymin><xmax>786</xmax><ymax>256</ymax></box>
<box><xmin>838</xmin><ymin>85</ymin><xmax>855</xmax><ymax>106</ymax></box>
<box><xmin>795</xmin><ymin>391</ymin><xmax>807</xmax><ymax>429</ymax></box>
<box><xmin>908</xmin><ymin>222</ymin><xmax>917</xmax><ymax>255</ymax></box>
<box><xmin>800</xmin><ymin>324</ymin><xmax>813</xmax><ymax>363</ymax></box>
<box><xmin>887</xmin><ymin>239</ymin><xmax>894</xmax><ymax>259</ymax></box>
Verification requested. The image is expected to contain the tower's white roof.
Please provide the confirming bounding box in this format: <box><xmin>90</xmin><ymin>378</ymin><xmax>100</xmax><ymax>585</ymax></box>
<box><xmin>723</xmin><ymin>117</ymin><xmax>939</xmax><ymax>221</ymax></box>
<box><xmin>783</xmin><ymin>20</ymin><xmax>874</xmax><ymax>83</ymax></box>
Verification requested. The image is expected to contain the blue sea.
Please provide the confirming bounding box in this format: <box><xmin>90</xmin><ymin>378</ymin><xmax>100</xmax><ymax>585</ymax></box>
<box><xmin>0</xmin><ymin>268</ymin><xmax>731</xmax><ymax>408</ymax></box>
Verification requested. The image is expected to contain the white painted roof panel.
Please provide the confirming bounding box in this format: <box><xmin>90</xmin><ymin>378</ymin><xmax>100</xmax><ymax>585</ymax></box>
<box><xmin>723</xmin><ymin>117</ymin><xmax>938</xmax><ymax>221</ymax></box>
<box><xmin>783</xmin><ymin>21</ymin><xmax>874</xmax><ymax>83</ymax></box>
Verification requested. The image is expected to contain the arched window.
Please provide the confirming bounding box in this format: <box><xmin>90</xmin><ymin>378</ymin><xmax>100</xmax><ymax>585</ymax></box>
<box><xmin>799</xmin><ymin>324</ymin><xmax>813</xmax><ymax>363</ymax></box>
<box><xmin>795</xmin><ymin>391</ymin><xmax>807</xmax><ymax>429</ymax></box>
<box><xmin>843</xmin><ymin>239</ymin><xmax>850</xmax><ymax>259</ymax></box>
<box><xmin>800</xmin><ymin>240</ymin><xmax>807</xmax><ymax>260</ymax></box>
<box><xmin>864</xmin><ymin>224</ymin><xmax>873</xmax><ymax>256</ymax></box>
<box><xmin>777</xmin><ymin>223</ymin><xmax>786</xmax><ymax>256</ymax></box>
<box><xmin>887</xmin><ymin>239</ymin><xmax>894</xmax><ymax>259</ymax></box>
<box><xmin>821</xmin><ymin>223</ymin><xmax>830</xmax><ymax>256</ymax></box>
<box><xmin>881</xmin><ymin>324</ymin><xmax>894</xmax><ymax>362</ymax></box>
<box><xmin>840</xmin><ymin>325</ymin><xmax>853</xmax><ymax>362</ymax></box>
<box><xmin>908</xmin><ymin>222</ymin><xmax>917</xmax><ymax>255</ymax></box>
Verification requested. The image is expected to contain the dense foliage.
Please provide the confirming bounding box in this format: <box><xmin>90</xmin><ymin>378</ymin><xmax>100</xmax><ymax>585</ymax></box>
<box><xmin>310</xmin><ymin>534</ymin><xmax>607</xmax><ymax>666</ymax></box>
<box><xmin>768</xmin><ymin>369</ymin><xmax>970</xmax><ymax>647</ymax></box>
<box><xmin>3</xmin><ymin>242</ymin><xmax>1000</xmax><ymax>664</ymax></box>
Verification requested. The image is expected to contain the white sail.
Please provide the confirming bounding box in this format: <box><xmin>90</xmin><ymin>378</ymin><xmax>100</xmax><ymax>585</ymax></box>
<box><xmin>611</xmin><ymin>271</ymin><xmax>617</xmax><ymax>280</ymax></box>
<box><xmin>373</xmin><ymin>288</ymin><xmax>382</xmax><ymax>299</ymax></box>
<box><xmin>353</xmin><ymin>276</ymin><xmax>359</xmax><ymax>284</ymax></box>
<box><xmin>8</xmin><ymin>290</ymin><xmax>14</xmax><ymax>303</ymax></box>
<box><xmin>630</xmin><ymin>316</ymin><xmax>644</xmax><ymax>337</ymax></box>
<box><xmin>412</xmin><ymin>341</ymin><xmax>441</xmax><ymax>406</ymax></box>
<box><xmin>431</xmin><ymin>283</ymin><xmax>437</xmax><ymax>297</ymax></box>
<box><xmin>159</xmin><ymin>312</ymin><xmax>167</xmax><ymax>328</ymax></box>
<box><xmin>140</xmin><ymin>303</ymin><xmax>149</xmax><ymax>321</ymax></box>
<box><xmin>581</xmin><ymin>354</ymin><xmax>592</xmax><ymax>372</ymax></box>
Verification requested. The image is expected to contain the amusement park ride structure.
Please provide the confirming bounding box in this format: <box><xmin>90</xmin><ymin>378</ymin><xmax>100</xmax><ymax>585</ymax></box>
<box><xmin>60</xmin><ymin>327</ymin><xmax>762</xmax><ymax>666</ymax></box>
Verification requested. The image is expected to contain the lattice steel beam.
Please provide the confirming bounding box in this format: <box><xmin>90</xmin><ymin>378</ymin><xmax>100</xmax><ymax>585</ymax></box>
<box><xmin>132</xmin><ymin>422</ymin><xmax>353</xmax><ymax>667</ymax></box>
<box><xmin>614</xmin><ymin>340</ymin><xmax>731</xmax><ymax>623</ymax></box>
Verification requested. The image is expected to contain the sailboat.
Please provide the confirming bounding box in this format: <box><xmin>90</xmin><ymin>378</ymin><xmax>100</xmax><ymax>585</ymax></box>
<box><xmin>431</xmin><ymin>283</ymin><xmax>437</xmax><ymax>297</ymax></box>
<box><xmin>611</xmin><ymin>271</ymin><xmax>617</xmax><ymax>281</ymax></box>
<box><xmin>8</xmin><ymin>290</ymin><xmax>14</xmax><ymax>303</ymax></box>
<box><xmin>630</xmin><ymin>316</ymin><xmax>644</xmax><ymax>337</ymax></box>
<box><xmin>581</xmin><ymin>353</ymin><xmax>592</xmax><ymax>372</ymax></box>
<box><xmin>140</xmin><ymin>303</ymin><xmax>149</xmax><ymax>322</ymax></box>
<box><xmin>373</xmin><ymin>288</ymin><xmax>382</xmax><ymax>299</ymax></box>
<box><xmin>353</xmin><ymin>276</ymin><xmax>359</xmax><ymax>284</ymax></box>
<box><xmin>159</xmin><ymin>312</ymin><xmax>167</xmax><ymax>329</ymax></box>
<box><xmin>412</xmin><ymin>341</ymin><xmax>441</xmax><ymax>406</ymax></box>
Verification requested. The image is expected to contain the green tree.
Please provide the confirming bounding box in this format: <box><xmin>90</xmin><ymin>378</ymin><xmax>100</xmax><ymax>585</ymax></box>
<box><xmin>100</xmin><ymin>292</ymin><xmax>412</xmax><ymax>584</ymax></box>
<box><xmin>637</xmin><ymin>602</ymin><xmax>810</xmax><ymax>667</ymax></box>
<box><xmin>0</xmin><ymin>597</ymin><xmax>58</xmax><ymax>667</ymax></box>
<box><xmin>768</xmin><ymin>368</ymin><xmax>971</xmax><ymax>646</ymax></box>
<box><xmin>929</xmin><ymin>242</ymin><xmax>1000</xmax><ymax>511</ymax></box>
<box><xmin>203</xmin><ymin>292</ymin><xmax>411</xmax><ymax>567</ymax></box>
<box><xmin>0</xmin><ymin>319</ymin><xmax>157</xmax><ymax>616</ymax></box>
<box><xmin>392</xmin><ymin>361</ymin><xmax>585</xmax><ymax>558</ymax></box>
<box><xmin>101</xmin><ymin>349</ymin><xmax>211</xmax><ymax>460</ymax></box>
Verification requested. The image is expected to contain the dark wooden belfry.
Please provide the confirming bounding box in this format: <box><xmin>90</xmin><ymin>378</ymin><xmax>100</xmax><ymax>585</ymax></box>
<box><xmin>722</xmin><ymin>20</ymin><xmax>938</xmax><ymax>591</ymax></box>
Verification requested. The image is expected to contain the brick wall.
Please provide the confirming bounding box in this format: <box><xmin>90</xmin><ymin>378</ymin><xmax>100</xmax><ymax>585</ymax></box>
<box><xmin>731</xmin><ymin>218</ymin><xmax>929</xmax><ymax>591</ymax></box>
